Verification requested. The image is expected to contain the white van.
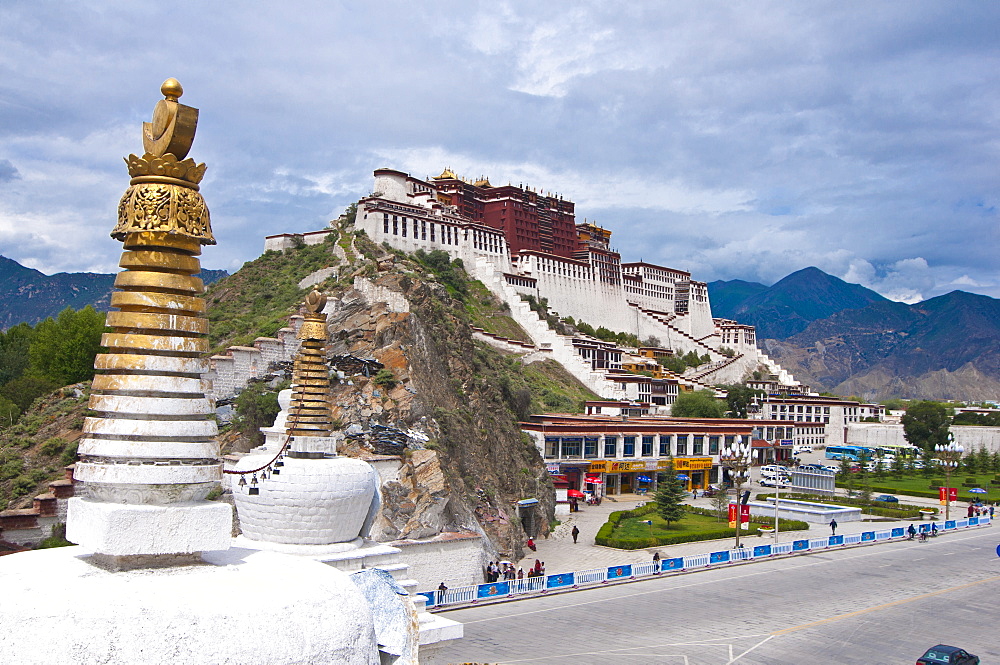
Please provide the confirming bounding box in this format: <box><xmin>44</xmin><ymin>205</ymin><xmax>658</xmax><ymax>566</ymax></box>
<box><xmin>760</xmin><ymin>465</ymin><xmax>789</xmax><ymax>477</ymax></box>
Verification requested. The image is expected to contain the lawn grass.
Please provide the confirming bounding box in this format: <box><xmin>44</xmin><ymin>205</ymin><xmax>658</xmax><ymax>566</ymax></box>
<box><xmin>838</xmin><ymin>473</ymin><xmax>998</xmax><ymax>502</ymax></box>
<box><xmin>616</xmin><ymin>509</ymin><xmax>731</xmax><ymax>539</ymax></box>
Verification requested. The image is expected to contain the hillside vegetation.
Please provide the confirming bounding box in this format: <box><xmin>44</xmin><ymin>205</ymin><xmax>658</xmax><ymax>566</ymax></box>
<box><xmin>204</xmin><ymin>229</ymin><xmax>343</xmax><ymax>352</ymax></box>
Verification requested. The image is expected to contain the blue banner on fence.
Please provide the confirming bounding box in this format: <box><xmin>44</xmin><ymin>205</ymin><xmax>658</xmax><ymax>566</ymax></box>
<box><xmin>946</xmin><ymin>520</ymin><xmax>956</xmax><ymax>529</ymax></box>
<box><xmin>969</xmin><ymin>517</ymin><xmax>979</xmax><ymax>526</ymax></box>
<box><xmin>861</xmin><ymin>531</ymin><xmax>875</xmax><ymax>542</ymax></box>
<box><xmin>477</xmin><ymin>581</ymin><xmax>509</xmax><ymax>599</ymax></box>
<box><xmin>607</xmin><ymin>564</ymin><xmax>632</xmax><ymax>579</ymax></box>
<box><xmin>792</xmin><ymin>539</ymin><xmax>809</xmax><ymax>551</ymax></box>
<box><xmin>710</xmin><ymin>550</ymin><xmax>730</xmax><ymax>564</ymax></box>
<box><xmin>418</xmin><ymin>591</ymin><xmax>436</xmax><ymax>607</ymax></box>
<box><xmin>891</xmin><ymin>527</ymin><xmax>904</xmax><ymax>537</ymax></box>
<box><xmin>662</xmin><ymin>557</ymin><xmax>684</xmax><ymax>571</ymax></box>
<box><xmin>753</xmin><ymin>545</ymin><xmax>771</xmax><ymax>557</ymax></box>
<box><xmin>547</xmin><ymin>573</ymin><xmax>574</xmax><ymax>589</ymax></box>
<box><xmin>829</xmin><ymin>535</ymin><xmax>844</xmax><ymax>546</ymax></box>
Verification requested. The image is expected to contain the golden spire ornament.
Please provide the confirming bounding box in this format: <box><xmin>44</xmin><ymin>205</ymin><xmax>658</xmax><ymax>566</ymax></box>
<box><xmin>286</xmin><ymin>290</ymin><xmax>334</xmax><ymax>439</ymax></box>
<box><xmin>67</xmin><ymin>79</ymin><xmax>231</xmax><ymax>562</ymax></box>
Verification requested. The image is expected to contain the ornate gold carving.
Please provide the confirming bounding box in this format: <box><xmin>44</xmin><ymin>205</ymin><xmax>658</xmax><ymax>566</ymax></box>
<box><xmin>115</xmin><ymin>182</ymin><xmax>215</xmax><ymax>244</ymax></box>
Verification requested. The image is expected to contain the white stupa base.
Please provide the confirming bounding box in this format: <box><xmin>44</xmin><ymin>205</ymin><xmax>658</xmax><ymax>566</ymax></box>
<box><xmin>0</xmin><ymin>546</ymin><xmax>379</xmax><ymax>664</ymax></box>
<box><xmin>233</xmin><ymin>534</ymin><xmax>366</xmax><ymax>555</ymax></box>
<box><xmin>67</xmin><ymin>497</ymin><xmax>232</xmax><ymax>556</ymax></box>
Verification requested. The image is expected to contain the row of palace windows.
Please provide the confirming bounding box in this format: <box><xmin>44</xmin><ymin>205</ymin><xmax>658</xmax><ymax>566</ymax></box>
<box><xmin>384</xmin><ymin>213</ymin><xmax>458</xmax><ymax>245</ymax></box>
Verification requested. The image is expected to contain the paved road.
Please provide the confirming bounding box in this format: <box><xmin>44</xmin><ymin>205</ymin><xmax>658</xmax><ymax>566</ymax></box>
<box><xmin>435</xmin><ymin>524</ymin><xmax>1000</xmax><ymax>664</ymax></box>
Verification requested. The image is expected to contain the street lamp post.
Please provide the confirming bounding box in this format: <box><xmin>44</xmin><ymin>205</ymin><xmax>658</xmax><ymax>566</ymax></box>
<box><xmin>720</xmin><ymin>434</ymin><xmax>753</xmax><ymax>550</ymax></box>
<box><xmin>935</xmin><ymin>433</ymin><xmax>964</xmax><ymax>521</ymax></box>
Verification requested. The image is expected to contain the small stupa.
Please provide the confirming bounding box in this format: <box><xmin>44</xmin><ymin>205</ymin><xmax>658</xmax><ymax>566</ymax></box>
<box><xmin>232</xmin><ymin>289</ymin><xmax>382</xmax><ymax>551</ymax></box>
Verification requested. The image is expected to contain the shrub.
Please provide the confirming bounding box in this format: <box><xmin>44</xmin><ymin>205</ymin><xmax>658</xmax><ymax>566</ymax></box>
<box><xmin>372</xmin><ymin>368</ymin><xmax>397</xmax><ymax>389</ymax></box>
<box><xmin>40</xmin><ymin>437</ymin><xmax>66</xmax><ymax>456</ymax></box>
<box><xmin>60</xmin><ymin>443</ymin><xmax>79</xmax><ymax>466</ymax></box>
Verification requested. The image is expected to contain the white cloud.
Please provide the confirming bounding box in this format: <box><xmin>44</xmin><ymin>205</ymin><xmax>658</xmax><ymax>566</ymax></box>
<box><xmin>0</xmin><ymin>1</ymin><xmax>997</xmax><ymax>304</ymax></box>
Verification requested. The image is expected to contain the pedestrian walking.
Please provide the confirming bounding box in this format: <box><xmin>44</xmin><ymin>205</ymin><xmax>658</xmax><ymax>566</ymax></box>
<box><xmin>829</xmin><ymin>518</ymin><xmax>838</xmax><ymax>535</ymax></box>
<box><xmin>968</xmin><ymin>504</ymin><xmax>975</xmax><ymax>518</ymax></box>
<box><xmin>517</xmin><ymin>568</ymin><xmax>523</xmax><ymax>580</ymax></box>
<box><xmin>526</xmin><ymin>537</ymin><xmax>536</xmax><ymax>552</ymax></box>
<box><xmin>907</xmin><ymin>524</ymin><xmax>917</xmax><ymax>540</ymax></box>
<box><xmin>571</xmin><ymin>525</ymin><xmax>580</xmax><ymax>544</ymax></box>
<box><xmin>652</xmin><ymin>551</ymin><xmax>660</xmax><ymax>564</ymax></box>
<box><xmin>990</xmin><ymin>505</ymin><xmax>995</xmax><ymax>519</ymax></box>
<box><xmin>437</xmin><ymin>582</ymin><xmax>448</xmax><ymax>604</ymax></box>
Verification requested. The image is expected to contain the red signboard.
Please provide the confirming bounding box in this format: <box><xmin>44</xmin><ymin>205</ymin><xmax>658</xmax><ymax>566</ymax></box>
<box><xmin>939</xmin><ymin>487</ymin><xmax>957</xmax><ymax>503</ymax></box>
<box><xmin>728</xmin><ymin>503</ymin><xmax>750</xmax><ymax>527</ymax></box>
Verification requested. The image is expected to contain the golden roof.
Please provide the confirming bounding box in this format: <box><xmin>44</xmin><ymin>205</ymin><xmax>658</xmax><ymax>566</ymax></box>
<box><xmin>434</xmin><ymin>168</ymin><xmax>457</xmax><ymax>180</ymax></box>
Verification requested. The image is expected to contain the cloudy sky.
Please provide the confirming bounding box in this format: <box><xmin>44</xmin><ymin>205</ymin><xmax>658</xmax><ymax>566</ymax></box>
<box><xmin>1</xmin><ymin>1</ymin><xmax>997</xmax><ymax>302</ymax></box>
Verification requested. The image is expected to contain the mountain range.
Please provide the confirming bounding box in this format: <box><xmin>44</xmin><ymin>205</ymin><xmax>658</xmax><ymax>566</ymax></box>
<box><xmin>0</xmin><ymin>255</ymin><xmax>228</xmax><ymax>330</ymax></box>
<box><xmin>709</xmin><ymin>267</ymin><xmax>888</xmax><ymax>340</ymax></box>
<box><xmin>710</xmin><ymin>268</ymin><xmax>1000</xmax><ymax>400</ymax></box>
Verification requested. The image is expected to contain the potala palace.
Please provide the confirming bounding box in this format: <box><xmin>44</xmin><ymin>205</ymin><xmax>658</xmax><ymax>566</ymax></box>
<box><xmin>268</xmin><ymin>167</ymin><xmax>798</xmax><ymax>405</ymax></box>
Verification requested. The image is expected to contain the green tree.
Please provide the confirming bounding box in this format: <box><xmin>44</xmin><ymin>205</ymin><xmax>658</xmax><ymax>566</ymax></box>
<box><xmin>975</xmin><ymin>446</ymin><xmax>991</xmax><ymax>473</ymax></box>
<box><xmin>671</xmin><ymin>390</ymin><xmax>725</xmax><ymax>418</ymax></box>
<box><xmin>901</xmin><ymin>401</ymin><xmax>952</xmax><ymax>454</ymax></box>
<box><xmin>27</xmin><ymin>306</ymin><xmax>106</xmax><ymax>386</ymax></box>
<box><xmin>233</xmin><ymin>381</ymin><xmax>282</xmax><ymax>447</ymax></box>
<box><xmin>879</xmin><ymin>398</ymin><xmax>906</xmax><ymax>411</ymax></box>
<box><xmin>0</xmin><ymin>375</ymin><xmax>58</xmax><ymax>413</ymax></box>
<box><xmin>0</xmin><ymin>322</ymin><xmax>35</xmax><ymax>386</ymax></box>
<box><xmin>654</xmin><ymin>461</ymin><xmax>686</xmax><ymax>527</ymax></box>
<box><xmin>659</xmin><ymin>356</ymin><xmax>686</xmax><ymax>374</ymax></box>
<box><xmin>891</xmin><ymin>454</ymin><xmax>906</xmax><ymax>480</ymax></box>
<box><xmin>718</xmin><ymin>383</ymin><xmax>764</xmax><ymax>419</ymax></box>
<box><xmin>991</xmin><ymin>451</ymin><xmax>1000</xmax><ymax>474</ymax></box>
<box><xmin>0</xmin><ymin>394</ymin><xmax>21</xmax><ymax>427</ymax></box>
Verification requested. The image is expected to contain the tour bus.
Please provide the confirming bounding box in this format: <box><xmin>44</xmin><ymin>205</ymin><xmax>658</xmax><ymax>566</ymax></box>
<box><xmin>825</xmin><ymin>445</ymin><xmax>865</xmax><ymax>461</ymax></box>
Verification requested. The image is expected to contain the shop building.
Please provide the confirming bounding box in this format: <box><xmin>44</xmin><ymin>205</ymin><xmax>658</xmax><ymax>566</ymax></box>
<box><xmin>522</xmin><ymin>415</ymin><xmax>798</xmax><ymax>499</ymax></box>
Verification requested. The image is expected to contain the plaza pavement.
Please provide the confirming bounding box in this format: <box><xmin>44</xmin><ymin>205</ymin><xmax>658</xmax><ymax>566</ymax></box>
<box><xmin>511</xmin><ymin>489</ymin><xmax>980</xmax><ymax>581</ymax></box>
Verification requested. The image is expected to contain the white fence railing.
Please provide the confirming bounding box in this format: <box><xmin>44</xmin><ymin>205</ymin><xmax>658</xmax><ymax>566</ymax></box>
<box><xmin>423</xmin><ymin>517</ymin><xmax>991</xmax><ymax>609</ymax></box>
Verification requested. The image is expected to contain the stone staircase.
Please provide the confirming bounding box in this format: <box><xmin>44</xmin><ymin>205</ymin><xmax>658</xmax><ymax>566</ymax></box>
<box><xmin>471</xmin><ymin>258</ymin><xmax>629</xmax><ymax>400</ymax></box>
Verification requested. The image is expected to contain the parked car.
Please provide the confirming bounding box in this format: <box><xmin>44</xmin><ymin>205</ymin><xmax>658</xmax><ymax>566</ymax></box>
<box><xmin>916</xmin><ymin>644</ymin><xmax>979</xmax><ymax>664</ymax></box>
<box><xmin>799</xmin><ymin>464</ymin><xmax>826</xmax><ymax>472</ymax></box>
<box><xmin>822</xmin><ymin>464</ymin><xmax>840</xmax><ymax>473</ymax></box>
<box><xmin>759</xmin><ymin>476</ymin><xmax>790</xmax><ymax>488</ymax></box>
<box><xmin>793</xmin><ymin>445</ymin><xmax>812</xmax><ymax>454</ymax></box>
<box><xmin>874</xmin><ymin>494</ymin><xmax>899</xmax><ymax>503</ymax></box>
<box><xmin>760</xmin><ymin>465</ymin><xmax>789</xmax><ymax>476</ymax></box>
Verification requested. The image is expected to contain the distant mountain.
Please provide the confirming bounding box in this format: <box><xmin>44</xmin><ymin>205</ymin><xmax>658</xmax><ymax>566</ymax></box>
<box><xmin>763</xmin><ymin>290</ymin><xmax>1000</xmax><ymax>400</ymax></box>
<box><xmin>0</xmin><ymin>255</ymin><xmax>228</xmax><ymax>329</ymax></box>
<box><xmin>716</xmin><ymin>267</ymin><xmax>888</xmax><ymax>340</ymax></box>
<box><xmin>706</xmin><ymin>279</ymin><xmax>767</xmax><ymax>319</ymax></box>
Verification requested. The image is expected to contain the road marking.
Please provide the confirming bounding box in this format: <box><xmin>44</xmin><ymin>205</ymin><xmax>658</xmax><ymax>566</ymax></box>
<box><xmin>494</xmin><ymin>637</ymin><xmax>768</xmax><ymax>663</ymax></box>
<box><xmin>771</xmin><ymin>574</ymin><xmax>1000</xmax><ymax>636</ymax></box>
<box><xmin>455</xmin><ymin>533</ymin><xmax>989</xmax><ymax>625</ymax></box>
<box><xmin>727</xmin><ymin>635</ymin><xmax>775</xmax><ymax>664</ymax></box>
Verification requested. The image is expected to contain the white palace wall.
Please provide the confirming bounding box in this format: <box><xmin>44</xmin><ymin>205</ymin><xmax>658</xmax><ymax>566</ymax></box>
<box><xmin>847</xmin><ymin>423</ymin><xmax>1000</xmax><ymax>453</ymax></box>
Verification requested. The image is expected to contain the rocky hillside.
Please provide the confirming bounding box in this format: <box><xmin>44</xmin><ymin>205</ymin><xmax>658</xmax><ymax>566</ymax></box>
<box><xmin>0</xmin><ymin>255</ymin><xmax>227</xmax><ymax>330</ymax></box>
<box><xmin>0</xmin><ymin>384</ymin><xmax>88</xmax><ymax>512</ymax></box>
<box><xmin>763</xmin><ymin>291</ymin><xmax>1000</xmax><ymax>400</ymax></box>
<box><xmin>205</xmin><ymin>229</ymin><xmax>569</xmax><ymax>557</ymax></box>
